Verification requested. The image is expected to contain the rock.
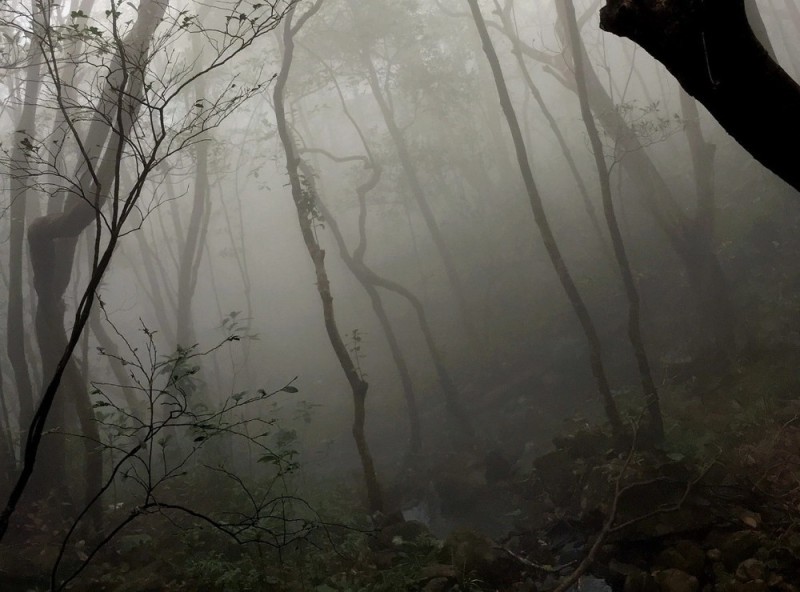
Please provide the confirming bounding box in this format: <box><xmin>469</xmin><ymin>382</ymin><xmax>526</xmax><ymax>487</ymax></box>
<box><xmin>710</xmin><ymin>561</ymin><xmax>738</xmax><ymax>590</ymax></box>
<box><xmin>624</xmin><ymin>571</ymin><xmax>660</xmax><ymax>592</ymax></box>
<box><xmin>569</xmin><ymin>576</ymin><xmax>612</xmax><ymax>591</ymax></box>
<box><xmin>420</xmin><ymin>564</ymin><xmax>456</xmax><ymax>580</ymax></box>
<box><xmin>707</xmin><ymin>548</ymin><xmax>722</xmax><ymax>562</ymax></box>
<box><xmin>766</xmin><ymin>573</ymin><xmax>783</xmax><ymax>587</ymax></box>
<box><xmin>734</xmin><ymin>558</ymin><xmax>765</xmax><ymax>583</ymax></box>
<box><xmin>728</xmin><ymin>581</ymin><xmax>768</xmax><ymax>592</ymax></box>
<box><xmin>441</xmin><ymin>530</ymin><xmax>515</xmax><ymax>586</ymax></box>
<box><xmin>422</xmin><ymin>577</ymin><xmax>451</xmax><ymax>592</ymax></box>
<box><xmin>553</xmin><ymin>429</ymin><xmax>611</xmax><ymax>459</ymax></box>
<box><xmin>608</xmin><ymin>559</ymin><xmax>645</xmax><ymax>579</ymax></box>
<box><xmin>442</xmin><ymin>529</ymin><xmax>494</xmax><ymax>569</ymax></box>
<box><xmin>511</xmin><ymin>578</ymin><xmax>538</xmax><ymax>592</ymax></box>
<box><xmin>656</xmin><ymin>540</ymin><xmax>706</xmax><ymax>577</ymax></box>
<box><xmin>533</xmin><ymin>449</ymin><xmax>582</xmax><ymax>505</ymax></box>
<box><xmin>718</xmin><ymin>531</ymin><xmax>762</xmax><ymax>570</ymax></box>
<box><xmin>654</xmin><ymin>568</ymin><xmax>699</xmax><ymax>592</ymax></box>
<box><xmin>372</xmin><ymin>549</ymin><xmax>399</xmax><ymax>569</ymax></box>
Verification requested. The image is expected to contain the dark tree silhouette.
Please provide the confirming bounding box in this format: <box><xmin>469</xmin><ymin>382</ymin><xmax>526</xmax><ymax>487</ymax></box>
<box><xmin>600</xmin><ymin>0</ymin><xmax>800</xmax><ymax>193</ymax></box>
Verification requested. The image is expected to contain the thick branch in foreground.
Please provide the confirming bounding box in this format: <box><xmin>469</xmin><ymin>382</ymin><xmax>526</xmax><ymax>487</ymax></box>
<box><xmin>600</xmin><ymin>0</ymin><xmax>800</xmax><ymax>193</ymax></box>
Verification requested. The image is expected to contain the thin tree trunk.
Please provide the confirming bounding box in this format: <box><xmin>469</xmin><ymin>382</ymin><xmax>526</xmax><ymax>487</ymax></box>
<box><xmin>348</xmin><ymin>7</ymin><xmax>477</xmax><ymax>345</ymax></box>
<box><xmin>273</xmin><ymin>1</ymin><xmax>383</xmax><ymax>512</ymax></box>
<box><xmin>299</xmin><ymin>158</ymin><xmax>422</xmax><ymax>457</ymax></box>
<box><xmin>175</xmin><ymin>142</ymin><xmax>209</xmax><ymax>346</ymax></box>
<box><xmin>132</xmin><ymin>229</ymin><xmax>176</xmax><ymax>341</ymax></box>
<box><xmin>492</xmin><ymin>5</ymin><xmax>737</xmax><ymax>354</ymax></box>
<box><xmin>466</xmin><ymin>0</ymin><xmax>624</xmax><ymax>438</ymax></box>
<box><xmin>299</xmin><ymin>55</ymin><xmax>477</xmax><ymax>441</ymax></box>
<box><xmin>7</xmin><ymin>0</ymin><xmax>43</xmax><ymax>439</ymax></box>
<box><xmin>561</xmin><ymin>0</ymin><xmax>663</xmax><ymax>440</ymax></box>
<box><xmin>0</xmin><ymin>363</ymin><xmax>15</xmax><ymax>498</ymax></box>
<box><xmin>176</xmin><ymin>36</ymin><xmax>211</xmax><ymax>347</ymax></box>
<box><xmin>493</xmin><ymin>1</ymin><xmax>609</xmax><ymax>253</ymax></box>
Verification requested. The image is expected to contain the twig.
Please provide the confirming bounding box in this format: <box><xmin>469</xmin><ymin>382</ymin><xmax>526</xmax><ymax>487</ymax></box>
<box><xmin>495</xmin><ymin>545</ymin><xmax>575</xmax><ymax>573</ymax></box>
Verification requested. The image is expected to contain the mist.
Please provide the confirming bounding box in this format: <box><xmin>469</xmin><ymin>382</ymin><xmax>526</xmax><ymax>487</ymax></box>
<box><xmin>1</xmin><ymin>0</ymin><xmax>800</xmax><ymax>589</ymax></box>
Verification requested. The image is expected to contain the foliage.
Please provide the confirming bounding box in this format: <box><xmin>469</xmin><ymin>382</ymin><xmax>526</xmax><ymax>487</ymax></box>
<box><xmin>47</xmin><ymin>317</ymin><xmax>317</xmax><ymax>590</ymax></box>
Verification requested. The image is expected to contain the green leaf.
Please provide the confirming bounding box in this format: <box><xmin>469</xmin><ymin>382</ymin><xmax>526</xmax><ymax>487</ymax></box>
<box><xmin>281</xmin><ymin>385</ymin><xmax>299</xmax><ymax>394</ymax></box>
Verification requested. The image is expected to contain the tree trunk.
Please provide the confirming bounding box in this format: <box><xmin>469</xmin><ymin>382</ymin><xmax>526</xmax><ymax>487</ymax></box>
<box><xmin>561</xmin><ymin>0</ymin><xmax>663</xmax><ymax>440</ymax></box>
<box><xmin>351</xmin><ymin>20</ymin><xmax>478</xmax><ymax>345</ymax></box>
<box><xmin>7</xmin><ymin>0</ymin><xmax>43</xmax><ymax>440</ymax></box>
<box><xmin>176</xmin><ymin>36</ymin><xmax>212</xmax><ymax>348</ymax></box>
<box><xmin>297</xmin><ymin>157</ymin><xmax>423</xmax><ymax>457</ymax></box>
<box><xmin>494</xmin><ymin>4</ymin><xmax>740</xmax><ymax>354</ymax></box>
<box><xmin>273</xmin><ymin>2</ymin><xmax>383</xmax><ymax>513</ymax></box>
<box><xmin>0</xmin><ymin>0</ymin><xmax>167</xmax><ymax>541</ymax></box>
<box><xmin>494</xmin><ymin>1</ymin><xmax>609</xmax><ymax>253</ymax></box>
<box><xmin>467</xmin><ymin>0</ymin><xmax>625</xmax><ymax>439</ymax></box>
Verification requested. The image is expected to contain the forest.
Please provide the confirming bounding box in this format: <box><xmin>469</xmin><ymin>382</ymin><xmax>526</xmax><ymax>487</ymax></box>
<box><xmin>1</xmin><ymin>0</ymin><xmax>799</xmax><ymax>589</ymax></box>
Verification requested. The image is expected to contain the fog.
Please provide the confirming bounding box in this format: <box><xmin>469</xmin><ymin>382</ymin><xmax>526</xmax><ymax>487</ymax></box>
<box><xmin>1</xmin><ymin>0</ymin><xmax>800</xmax><ymax>589</ymax></box>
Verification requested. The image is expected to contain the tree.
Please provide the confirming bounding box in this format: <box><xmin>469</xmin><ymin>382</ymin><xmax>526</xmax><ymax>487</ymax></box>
<box><xmin>0</xmin><ymin>0</ymin><xmax>288</xmax><ymax>541</ymax></box>
<box><xmin>479</xmin><ymin>0</ymin><xmax>738</xmax><ymax>358</ymax></box>
<box><xmin>466</xmin><ymin>0</ymin><xmax>625</xmax><ymax>439</ymax></box>
<box><xmin>271</xmin><ymin>0</ymin><xmax>384</xmax><ymax>513</ymax></box>
<box><xmin>600</xmin><ymin>0</ymin><xmax>800</xmax><ymax>193</ymax></box>
<box><xmin>561</xmin><ymin>0</ymin><xmax>663</xmax><ymax>440</ymax></box>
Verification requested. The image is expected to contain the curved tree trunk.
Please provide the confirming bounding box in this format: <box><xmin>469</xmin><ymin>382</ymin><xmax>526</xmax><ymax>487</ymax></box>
<box><xmin>299</xmin><ymin>158</ymin><xmax>422</xmax><ymax>457</ymax></box>
<box><xmin>600</xmin><ymin>0</ymin><xmax>800</xmax><ymax>193</ymax></box>
<box><xmin>348</xmin><ymin>6</ymin><xmax>478</xmax><ymax>346</ymax></box>
<box><xmin>0</xmin><ymin>0</ymin><xmax>168</xmax><ymax>542</ymax></box>
<box><xmin>273</xmin><ymin>1</ymin><xmax>383</xmax><ymax>513</ymax></box>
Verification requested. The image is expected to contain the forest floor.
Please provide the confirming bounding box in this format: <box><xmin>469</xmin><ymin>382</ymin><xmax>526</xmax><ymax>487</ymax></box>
<box><xmin>2</xmin><ymin>346</ymin><xmax>800</xmax><ymax>591</ymax></box>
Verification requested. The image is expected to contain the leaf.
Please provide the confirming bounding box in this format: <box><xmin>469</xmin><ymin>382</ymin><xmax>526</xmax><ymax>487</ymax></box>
<box><xmin>281</xmin><ymin>385</ymin><xmax>299</xmax><ymax>394</ymax></box>
<box><xmin>92</xmin><ymin>401</ymin><xmax>111</xmax><ymax>408</ymax></box>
